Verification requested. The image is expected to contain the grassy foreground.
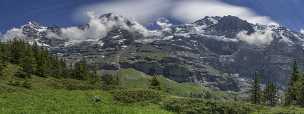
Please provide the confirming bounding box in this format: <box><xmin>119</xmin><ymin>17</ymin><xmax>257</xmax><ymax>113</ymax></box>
<box><xmin>0</xmin><ymin>89</ymin><xmax>173</xmax><ymax>114</ymax></box>
<box><xmin>2</xmin><ymin>89</ymin><xmax>304</xmax><ymax>114</ymax></box>
<box><xmin>1</xmin><ymin>68</ymin><xmax>304</xmax><ymax>114</ymax></box>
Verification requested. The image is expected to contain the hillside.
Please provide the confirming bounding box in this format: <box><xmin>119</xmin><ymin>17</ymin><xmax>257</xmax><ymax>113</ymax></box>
<box><xmin>1</xmin><ymin>14</ymin><xmax>304</xmax><ymax>113</ymax></box>
<box><xmin>2</xmin><ymin>14</ymin><xmax>304</xmax><ymax>91</ymax></box>
<box><xmin>1</xmin><ymin>67</ymin><xmax>304</xmax><ymax>114</ymax></box>
<box><xmin>2</xmin><ymin>66</ymin><xmax>304</xmax><ymax>114</ymax></box>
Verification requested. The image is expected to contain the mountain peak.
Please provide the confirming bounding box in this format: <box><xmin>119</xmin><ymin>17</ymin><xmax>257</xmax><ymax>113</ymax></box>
<box><xmin>193</xmin><ymin>16</ymin><xmax>221</xmax><ymax>26</ymax></box>
<box><xmin>97</xmin><ymin>13</ymin><xmax>136</xmax><ymax>27</ymax></box>
<box><xmin>156</xmin><ymin>18</ymin><xmax>173</xmax><ymax>30</ymax></box>
<box><xmin>21</xmin><ymin>21</ymin><xmax>48</xmax><ymax>39</ymax></box>
<box><xmin>210</xmin><ymin>15</ymin><xmax>255</xmax><ymax>37</ymax></box>
<box><xmin>23</xmin><ymin>21</ymin><xmax>46</xmax><ymax>30</ymax></box>
<box><xmin>27</xmin><ymin>21</ymin><xmax>40</xmax><ymax>26</ymax></box>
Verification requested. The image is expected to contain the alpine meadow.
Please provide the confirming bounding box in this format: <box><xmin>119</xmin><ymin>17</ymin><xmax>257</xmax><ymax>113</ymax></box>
<box><xmin>1</xmin><ymin>0</ymin><xmax>304</xmax><ymax>114</ymax></box>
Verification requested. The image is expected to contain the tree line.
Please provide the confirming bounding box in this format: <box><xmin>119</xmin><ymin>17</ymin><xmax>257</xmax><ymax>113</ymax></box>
<box><xmin>250</xmin><ymin>60</ymin><xmax>304</xmax><ymax>107</ymax></box>
<box><xmin>0</xmin><ymin>39</ymin><xmax>161</xmax><ymax>90</ymax></box>
<box><xmin>0</xmin><ymin>39</ymin><xmax>97</xmax><ymax>81</ymax></box>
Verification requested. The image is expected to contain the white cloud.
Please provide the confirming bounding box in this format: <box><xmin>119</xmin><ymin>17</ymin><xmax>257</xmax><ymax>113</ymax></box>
<box><xmin>237</xmin><ymin>29</ymin><xmax>274</xmax><ymax>46</ymax></box>
<box><xmin>75</xmin><ymin>0</ymin><xmax>171</xmax><ymax>24</ymax></box>
<box><xmin>60</xmin><ymin>12</ymin><xmax>151</xmax><ymax>44</ymax></box>
<box><xmin>60</xmin><ymin>12</ymin><xmax>108</xmax><ymax>43</ymax></box>
<box><xmin>172</xmin><ymin>0</ymin><xmax>277</xmax><ymax>25</ymax></box>
<box><xmin>76</xmin><ymin>0</ymin><xmax>277</xmax><ymax>25</ymax></box>
<box><xmin>2</xmin><ymin>28</ymin><xmax>27</xmax><ymax>41</ymax></box>
<box><xmin>300</xmin><ymin>29</ymin><xmax>304</xmax><ymax>34</ymax></box>
<box><xmin>1</xmin><ymin>12</ymin><xmax>151</xmax><ymax>45</ymax></box>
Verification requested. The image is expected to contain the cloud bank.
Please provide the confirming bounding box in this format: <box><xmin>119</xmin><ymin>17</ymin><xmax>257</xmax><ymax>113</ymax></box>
<box><xmin>172</xmin><ymin>0</ymin><xmax>277</xmax><ymax>25</ymax></box>
<box><xmin>2</xmin><ymin>28</ymin><xmax>26</xmax><ymax>41</ymax></box>
<box><xmin>301</xmin><ymin>29</ymin><xmax>304</xmax><ymax>34</ymax></box>
<box><xmin>76</xmin><ymin>0</ymin><xmax>277</xmax><ymax>25</ymax></box>
<box><xmin>237</xmin><ymin>29</ymin><xmax>274</xmax><ymax>46</ymax></box>
<box><xmin>58</xmin><ymin>12</ymin><xmax>112</xmax><ymax>43</ymax></box>
<box><xmin>75</xmin><ymin>0</ymin><xmax>171</xmax><ymax>24</ymax></box>
<box><xmin>2</xmin><ymin>12</ymin><xmax>150</xmax><ymax>45</ymax></box>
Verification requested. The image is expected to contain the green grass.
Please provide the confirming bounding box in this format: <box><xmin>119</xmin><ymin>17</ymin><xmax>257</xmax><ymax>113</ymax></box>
<box><xmin>0</xmin><ymin>89</ymin><xmax>173</xmax><ymax>114</ymax></box>
<box><xmin>0</xmin><ymin>68</ymin><xmax>177</xmax><ymax>114</ymax></box>
<box><xmin>117</xmin><ymin>68</ymin><xmax>151</xmax><ymax>89</ymax></box>
<box><xmin>0</xmin><ymin>68</ymin><xmax>228</xmax><ymax>114</ymax></box>
<box><xmin>117</xmin><ymin>68</ymin><xmax>232</xmax><ymax>99</ymax></box>
<box><xmin>252</xmin><ymin>106</ymin><xmax>304</xmax><ymax>114</ymax></box>
<box><xmin>1</xmin><ymin>68</ymin><xmax>304</xmax><ymax>114</ymax></box>
<box><xmin>117</xmin><ymin>69</ymin><xmax>210</xmax><ymax>97</ymax></box>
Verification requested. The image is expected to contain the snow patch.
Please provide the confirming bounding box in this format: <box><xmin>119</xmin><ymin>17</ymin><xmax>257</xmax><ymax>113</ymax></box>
<box><xmin>279</xmin><ymin>31</ymin><xmax>294</xmax><ymax>46</ymax></box>
<box><xmin>163</xmin><ymin>36</ymin><xmax>174</xmax><ymax>40</ymax></box>
<box><xmin>156</xmin><ymin>18</ymin><xmax>172</xmax><ymax>32</ymax></box>
<box><xmin>207</xmin><ymin>17</ymin><xmax>219</xmax><ymax>24</ymax></box>
<box><xmin>175</xmin><ymin>33</ymin><xmax>191</xmax><ymax>38</ymax></box>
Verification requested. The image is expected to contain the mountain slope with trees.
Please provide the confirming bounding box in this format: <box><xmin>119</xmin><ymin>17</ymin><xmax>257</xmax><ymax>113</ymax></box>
<box><xmin>0</xmin><ymin>39</ymin><xmax>304</xmax><ymax>113</ymax></box>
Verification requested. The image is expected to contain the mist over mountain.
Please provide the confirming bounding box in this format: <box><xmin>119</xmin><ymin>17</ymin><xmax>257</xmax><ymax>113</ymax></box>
<box><xmin>222</xmin><ymin>0</ymin><xmax>304</xmax><ymax>31</ymax></box>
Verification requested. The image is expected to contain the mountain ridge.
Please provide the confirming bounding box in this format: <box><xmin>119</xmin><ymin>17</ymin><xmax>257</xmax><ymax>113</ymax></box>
<box><xmin>2</xmin><ymin>13</ymin><xmax>304</xmax><ymax>91</ymax></box>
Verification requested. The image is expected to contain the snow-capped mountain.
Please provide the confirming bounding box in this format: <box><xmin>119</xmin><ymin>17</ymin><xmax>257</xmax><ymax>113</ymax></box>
<box><xmin>2</xmin><ymin>13</ymin><xmax>304</xmax><ymax>91</ymax></box>
<box><xmin>3</xmin><ymin>13</ymin><xmax>151</xmax><ymax>47</ymax></box>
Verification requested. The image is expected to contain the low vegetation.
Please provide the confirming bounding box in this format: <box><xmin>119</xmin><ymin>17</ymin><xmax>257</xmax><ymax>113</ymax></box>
<box><xmin>112</xmin><ymin>89</ymin><xmax>161</xmax><ymax>103</ymax></box>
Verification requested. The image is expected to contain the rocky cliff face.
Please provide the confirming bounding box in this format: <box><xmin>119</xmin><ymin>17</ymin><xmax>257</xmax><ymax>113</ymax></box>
<box><xmin>2</xmin><ymin>13</ymin><xmax>304</xmax><ymax>91</ymax></box>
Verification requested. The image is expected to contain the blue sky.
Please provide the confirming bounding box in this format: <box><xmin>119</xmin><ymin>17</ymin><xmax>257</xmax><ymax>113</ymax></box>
<box><xmin>1</xmin><ymin>0</ymin><xmax>304</xmax><ymax>33</ymax></box>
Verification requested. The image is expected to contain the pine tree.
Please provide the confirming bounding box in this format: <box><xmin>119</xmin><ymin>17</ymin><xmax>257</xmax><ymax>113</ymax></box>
<box><xmin>250</xmin><ymin>72</ymin><xmax>262</xmax><ymax>104</ymax></box>
<box><xmin>101</xmin><ymin>74</ymin><xmax>119</xmax><ymax>90</ymax></box>
<box><xmin>89</xmin><ymin>64</ymin><xmax>100</xmax><ymax>84</ymax></box>
<box><xmin>297</xmin><ymin>82</ymin><xmax>304</xmax><ymax>106</ymax></box>
<box><xmin>72</xmin><ymin>59</ymin><xmax>90</xmax><ymax>80</ymax></box>
<box><xmin>150</xmin><ymin>75</ymin><xmax>161</xmax><ymax>90</ymax></box>
<box><xmin>60</xmin><ymin>59</ymin><xmax>71</xmax><ymax>78</ymax></box>
<box><xmin>264</xmin><ymin>81</ymin><xmax>278</xmax><ymax>106</ymax></box>
<box><xmin>35</xmin><ymin>52</ymin><xmax>49</xmax><ymax>77</ymax></box>
<box><xmin>0</xmin><ymin>44</ymin><xmax>4</xmax><ymax>77</ymax></box>
<box><xmin>20</xmin><ymin>45</ymin><xmax>36</xmax><ymax>78</ymax></box>
<box><xmin>285</xmin><ymin>60</ymin><xmax>302</xmax><ymax>105</ymax></box>
<box><xmin>9</xmin><ymin>39</ymin><xmax>25</xmax><ymax>64</ymax></box>
<box><xmin>0</xmin><ymin>58</ymin><xmax>3</xmax><ymax>78</ymax></box>
<box><xmin>49</xmin><ymin>56</ymin><xmax>64</xmax><ymax>78</ymax></box>
<box><xmin>0</xmin><ymin>39</ymin><xmax>74</xmax><ymax>79</ymax></box>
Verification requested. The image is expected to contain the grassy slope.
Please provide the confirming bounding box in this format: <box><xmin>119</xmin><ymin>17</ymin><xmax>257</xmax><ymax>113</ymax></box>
<box><xmin>0</xmin><ymin>76</ymin><xmax>173</xmax><ymax>114</ymax></box>
<box><xmin>117</xmin><ymin>68</ymin><xmax>206</xmax><ymax>95</ymax></box>
<box><xmin>0</xmin><ymin>89</ymin><xmax>173</xmax><ymax>114</ymax></box>
<box><xmin>252</xmin><ymin>106</ymin><xmax>304</xmax><ymax>114</ymax></box>
<box><xmin>0</xmin><ymin>68</ymin><xmax>198</xmax><ymax>114</ymax></box>
<box><xmin>1</xmin><ymin>68</ymin><xmax>304</xmax><ymax>114</ymax></box>
<box><xmin>117</xmin><ymin>68</ymin><xmax>231</xmax><ymax>99</ymax></box>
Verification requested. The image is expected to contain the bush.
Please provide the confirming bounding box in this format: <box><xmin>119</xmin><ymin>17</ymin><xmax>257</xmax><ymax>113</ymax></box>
<box><xmin>0</xmin><ymin>84</ymin><xmax>21</xmax><ymax>93</ymax></box>
<box><xmin>101</xmin><ymin>74</ymin><xmax>120</xmax><ymax>90</ymax></box>
<box><xmin>150</xmin><ymin>76</ymin><xmax>161</xmax><ymax>90</ymax></box>
<box><xmin>7</xmin><ymin>79</ymin><xmax>32</xmax><ymax>89</ymax></box>
<box><xmin>21</xmin><ymin>79</ymin><xmax>32</xmax><ymax>89</ymax></box>
<box><xmin>162</xmin><ymin>97</ymin><xmax>257</xmax><ymax>114</ymax></box>
<box><xmin>112</xmin><ymin>89</ymin><xmax>161</xmax><ymax>103</ymax></box>
<box><xmin>7</xmin><ymin>80</ymin><xmax>21</xmax><ymax>87</ymax></box>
